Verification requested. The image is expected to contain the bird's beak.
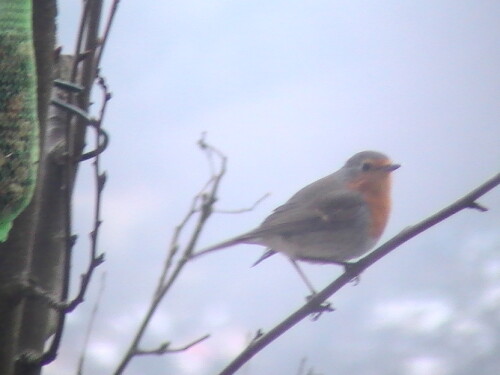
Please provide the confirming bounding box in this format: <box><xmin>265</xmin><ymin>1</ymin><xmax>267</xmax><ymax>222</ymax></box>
<box><xmin>383</xmin><ymin>163</ymin><xmax>401</xmax><ymax>172</ymax></box>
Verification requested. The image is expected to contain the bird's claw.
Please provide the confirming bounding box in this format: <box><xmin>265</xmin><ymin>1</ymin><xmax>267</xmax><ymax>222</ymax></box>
<box><xmin>350</xmin><ymin>275</ymin><xmax>360</xmax><ymax>285</ymax></box>
<box><xmin>305</xmin><ymin>294</ymin><xmax>335</xmax><ymax>320</ymax></box>
<box><xmin>343</xmin><ymin>262</ymin><xmax>361</xmax><ymax>285</ymax></box>
<box><xmin>310</xmin><ymin>301</ymin><xmax>335</xmax><ymax>321</ymax></box>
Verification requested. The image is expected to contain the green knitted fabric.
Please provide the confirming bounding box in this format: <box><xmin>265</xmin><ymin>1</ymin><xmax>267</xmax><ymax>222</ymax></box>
<box><xmin>0</xmin><ymin>0</ymin><xmax>39</xmax><ymax>242</ymax></box>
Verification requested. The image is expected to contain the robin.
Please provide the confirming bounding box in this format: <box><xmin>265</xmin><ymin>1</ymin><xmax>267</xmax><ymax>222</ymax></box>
<box><xmin>195</xmin><ymin>150</ymin><xmax>400</xmax><ymax>293</ymax></box>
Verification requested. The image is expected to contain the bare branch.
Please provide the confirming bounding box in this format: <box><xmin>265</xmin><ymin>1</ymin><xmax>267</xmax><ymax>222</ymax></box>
<box><xmin>296</xmin><ymin>357</ymin><xmax>307</xmax><ymax>375</ymax></box>
<box><xmin>136</xmin><ymin>334</ymin><xmax>210</xmax><ymax>356</ymax></box>
<box><xmin>113</xmin><ymin>136</ymin><xmax>226</xmax><ymax>375</ymax></box>
<box><xmin>216</xmin><ymin>172</ymin><xmax>500</xmax><ymax>375</ymax></box>
<box><xmin>39</xmin><ymin>29</ymin><xmax>112</xmax><ymax>366</ymax></box>
<box><xmin>77</xmin><ymin>272</ymin><xmax>106</xmax><ymax>375</ymax></box>
<box><xmin>95</xmin><ymin>0</ymin><xmax>122</xmax><ymax>69</ymax></box>
<box><xmin>32</xmin><ymin>0</ymin><xmax>106</xmax><ymax>367</ymax></box>
<box><xmin>215</xmin><ymin>192</ymin><xmax>271</xmax><ymax>214</ymax></box>
<box><xmin>158</xmin><ymin>136</ymin><xmax>227</xmax><ymax>290</ymax></box>
<box><xmin>468</xmin><ymin>201</ymin><xmax>488</xmax><ymax>212</ymax></box>
<box><xmin>0</xmin><ymin>278</ymin><xmax>65</xmax><ymax>311</ymax></box>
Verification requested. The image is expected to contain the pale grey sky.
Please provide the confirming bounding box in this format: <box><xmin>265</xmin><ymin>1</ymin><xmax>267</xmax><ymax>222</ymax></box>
<box><xmin>49</xmin><ymin>1</ymin><xmax>499</xmax><ymax>374</ymax></box>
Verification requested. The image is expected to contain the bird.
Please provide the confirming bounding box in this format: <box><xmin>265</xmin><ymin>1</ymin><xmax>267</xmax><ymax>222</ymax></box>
<box><xmin>194</xmin><ymin>150</ymin><xmax>400</xmax><ymax>293</ymax></box>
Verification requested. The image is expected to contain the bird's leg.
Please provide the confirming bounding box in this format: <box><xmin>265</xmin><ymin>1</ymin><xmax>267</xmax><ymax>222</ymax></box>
<box><xmin>289</xmin><ymin>259</ymin><xmax>317</xmax><ymax>295</ymax></box>
<box><xmin>287</xmin><ymin>259</ymin><xmax>334</xmax><ymax>315</ymax></box>
<box><xmin>288</xmin><ymin>260</ymin><xmax>335</xmax><ymax>320</ymax></box>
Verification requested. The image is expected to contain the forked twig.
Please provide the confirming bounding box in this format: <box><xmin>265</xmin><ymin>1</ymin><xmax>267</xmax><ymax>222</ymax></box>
<box><xmin>113</xmin><ymin>135</ymin><xmax>226</xmax><ymax>375</ymax></box>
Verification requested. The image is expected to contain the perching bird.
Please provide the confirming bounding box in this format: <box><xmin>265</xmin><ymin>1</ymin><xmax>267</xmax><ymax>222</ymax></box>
<box><xmin>195</xmin><ymin>151</ymin><xmax>400</xmax><ymax>292</ymax></box>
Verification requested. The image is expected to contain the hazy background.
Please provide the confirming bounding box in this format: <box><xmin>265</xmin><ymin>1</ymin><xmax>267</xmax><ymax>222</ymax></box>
<box><xmin>47</xmin><ymin>1</ymin><xmax>499</xmax><ymax>374</ymax></box>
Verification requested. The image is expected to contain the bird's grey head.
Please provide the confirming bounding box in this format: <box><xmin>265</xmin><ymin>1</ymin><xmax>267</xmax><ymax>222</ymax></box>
<box><xmin>343</xmin><ymin>151</ymin><xmax>400</xmax><ymax>173</ymax></box>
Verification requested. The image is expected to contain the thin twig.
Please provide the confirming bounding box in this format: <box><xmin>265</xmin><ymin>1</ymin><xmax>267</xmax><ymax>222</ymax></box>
<box><xmin>136</xmin><ymin>334</ymin><xmax>210</xmax><ymax>356</ymax></box>
<box><xmin>77</xmin><ymin>272</ymin><xmax>106</xmax><ymax>375</ymax></box>
<box><xmin>296</xmin><ymin>357</ymin><xmax>307</xmax><ymax>375</ymax></box>
<box><xmin>95</xmin><ymin>0</ymin><xmax>121</xmax><ymax>69</ymax></box>
<box><xmin>158</xmin><ymin>177</ymin><xmax>217</xmax><ymax>293</ymax></box>
<box><xmin>70</xmin><ymin>0</ymin><xmax>91</xmax><ymax>83</ymax></box>
<box><xmin>215</xmin><ymin>193</ymin><xmax>271</xmax><ymax>214</ymax></box>
<box><xmin>63</xmin><ymin>73</ymin><xmax>111</xmax><ymax>315</ymax></box>
<box><xmin>217</xmin><ymin>172</ymin><xmax>500</xmax><ymax>375</ymax></box>
<box><xmin>113</xmin><ymin>137</ymin><xmax>227</xmax><ymax>375</ymax></box>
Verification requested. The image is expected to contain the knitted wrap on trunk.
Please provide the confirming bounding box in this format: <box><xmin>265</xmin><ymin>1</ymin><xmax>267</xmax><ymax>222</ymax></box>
<box><xmin>0</xmin><ymin>0</ymin><xmax>39</xmax><ymax>242</ymax></box>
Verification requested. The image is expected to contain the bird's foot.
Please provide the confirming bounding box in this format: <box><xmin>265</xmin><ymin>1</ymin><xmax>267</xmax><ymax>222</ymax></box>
<box><xmin>342</xmin><ymin>262</ymin><xmax>361</xmax><ymax>285</ymax></box>
<box><xmin>305</xmin><ymin>294</ymin><xmax>335</xmax><ymax>321</ymax></box>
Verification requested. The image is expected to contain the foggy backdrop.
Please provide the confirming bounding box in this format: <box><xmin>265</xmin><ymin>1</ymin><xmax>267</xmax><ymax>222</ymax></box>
<box><xmin>47</xmin><ymin>1</ymin><xmax>500</xmax><ymax>374</ymax></box>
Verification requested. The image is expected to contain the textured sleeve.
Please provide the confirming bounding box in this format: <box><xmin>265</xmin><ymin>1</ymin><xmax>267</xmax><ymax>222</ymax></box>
<box><xmin>0</xmin><ymin>0</ymin><xmax>39</xmax><ymax>242</ymax></box>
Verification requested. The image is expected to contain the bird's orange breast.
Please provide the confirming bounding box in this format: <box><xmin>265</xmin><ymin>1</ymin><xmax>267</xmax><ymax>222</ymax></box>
<box><xmin>348</xmin><ymin>174</ymin><xmax>392</xmax><ymax>239</ymax></box>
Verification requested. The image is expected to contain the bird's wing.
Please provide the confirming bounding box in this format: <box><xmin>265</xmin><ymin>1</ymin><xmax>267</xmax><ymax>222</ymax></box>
<box><xmin>194</xmin><ymin>191</ymin><xmax>366</xmax><ymax>259</ymax></box>
<box><xmin>251</xmin><ymin>248</ymin><xmax>276</xmax><ymax>267</ymax></box>
<box><xmin>248</xmin><ymin>190</ymin><xmax>367</xmax><ymax>239</ymax></box>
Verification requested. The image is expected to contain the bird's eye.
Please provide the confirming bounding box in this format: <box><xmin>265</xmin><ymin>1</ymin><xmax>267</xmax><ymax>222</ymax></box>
<box><xmin>362</xmin><ymin>161</ymin><xmax>373</xmax><ymax>171</ymax></box>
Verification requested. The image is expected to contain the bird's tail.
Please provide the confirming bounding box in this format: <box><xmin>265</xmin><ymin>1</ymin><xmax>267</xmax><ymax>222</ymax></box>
<box><xmin>191</xmin><ymin>233</ymin><xmax>255</xmax><ymax>260</ymax></box>
<box><xmin>251</xmin><ymin>249</ymin><xmax>276</xmax><ymax>267</ymax></box>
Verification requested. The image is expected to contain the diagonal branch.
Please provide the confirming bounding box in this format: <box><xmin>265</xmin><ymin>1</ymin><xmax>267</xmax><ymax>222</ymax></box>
<box><xmin>217</xmin><ymin>172</ymin><xmax>500</xmax><ymax>375</ymax></box>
